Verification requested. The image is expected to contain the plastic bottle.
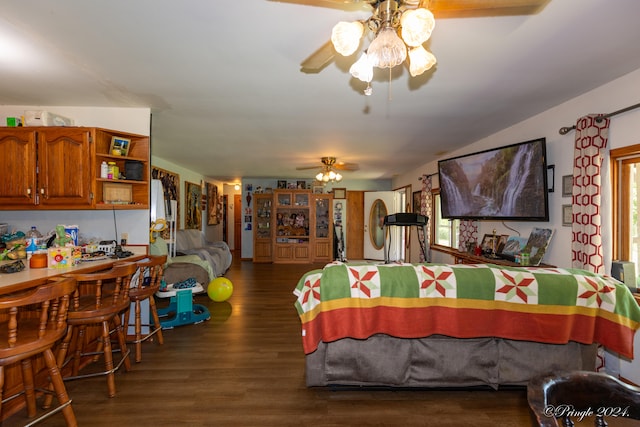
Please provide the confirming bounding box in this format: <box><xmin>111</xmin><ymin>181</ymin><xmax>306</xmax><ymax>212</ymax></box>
<box><xmin>108</xmin><ymin>162</ymin><xmax>116</xmax><ymax>179</ymax></box>
<box><xmin>100</xmin><ymin>161</ymin><xmax>109</xmax><ymax>178</ymax></box>
<box><xmin>25</xmin><ymin>226</ymin><xmax>43</xmax><ymax>255</ymax></box>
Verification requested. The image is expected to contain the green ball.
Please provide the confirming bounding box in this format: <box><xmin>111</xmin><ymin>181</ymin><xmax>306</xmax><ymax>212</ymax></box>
<box><xmin>207</xmin><ymin>277</ymin><xmax>233</xmax><ymax>302</ymax></box>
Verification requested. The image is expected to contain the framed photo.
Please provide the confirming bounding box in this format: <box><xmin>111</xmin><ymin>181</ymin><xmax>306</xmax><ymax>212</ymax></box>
<box><xmin>277</xmin><ymin>180</ymin><xmax>287</xmax><ymax>189</ymax></box>
<box><xmin>547</xmin><ymin>164</ymin><xmax>555</xmax><ymax>192</ymax></box>
<box><xmin>562</xmin><ymin>204</ymin><xmax>573</xmax><ymax>226</ymax></box>
<box><xmin>480</xmin><ymin>234</ymin><xmax>498</xmax><ymax>254</ymax></box>
<box><xmin>333</xmin><ymin>188</ymin><xmax>346</xmax><ymax>199</ymax></box>
<box><xmin>413</xmin><ymin>190</ymin><xmax>422</xmax><ymax>214</ymax></box>
<box><xmin>313</xmin><ymin>186</ymin><xmax>324</xmax><ymax>194</ymax></box>
<box><xmin>207</xmin><ymin>182</ymin><xmax>219</xmax><ymax>225</ymax></box>
<box><xmin>296</xmin><ymin>180</ymin><xmax>306</xmax><ymax>189</ymax></box>
<box><xmin>109</xmin><ymin>136</ymin><xmax>130</xmax><ymax>156</ymax></box>
<box><xmin>562</xmin><ymin>175</ymin><xmax>573</xmax><ymax>197</ymax></box>
<box><xmin>185</xmin><ymin>181</ymin><xmax>202</xmax><ymax>230</ymax></box>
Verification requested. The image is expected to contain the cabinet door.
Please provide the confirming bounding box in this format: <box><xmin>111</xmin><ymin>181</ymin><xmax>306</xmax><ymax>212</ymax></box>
<box><xmin>312</xmin><ymin>194</ymin><xmax>333</xmax><ymax>262</ymax></box>
<box><xmin>37</xmin><ymin>128</ymin><xmax>94</xmax><ymax>208</ymax></box>
<box><xmin>0</xmin><ymin>129</ymin><xmax>38</xmax><ymax>207</ymax></box>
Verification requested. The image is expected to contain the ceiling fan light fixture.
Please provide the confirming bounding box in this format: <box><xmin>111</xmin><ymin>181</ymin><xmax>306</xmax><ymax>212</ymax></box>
<box><xmin>400</xmin><ymin>8</ymin><xmax>435</xmax><ymax>47</ymax></box>
<box><xmin>367</xmin><ymin>26</ymin><xmax>407</xmax><ymax>68</ymax></box>
<box><xmin>331</xmin><ymin>21</ymin><xmax>364</xmax><ymax>56</ymax></box>
<box><xmin>408</xmin><ymin>45</ymin><xmax>437</xmax><ymax>76</ymax></box>
<box><xmin>350</xmin><ymin>52</ymin><xmax>374</xmax><ymax>82</ymax></box>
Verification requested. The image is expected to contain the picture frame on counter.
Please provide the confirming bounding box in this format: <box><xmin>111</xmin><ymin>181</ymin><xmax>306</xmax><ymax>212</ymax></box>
<box><xmin>109</xmin><ymin>136</ymin><xmax>130</xmax><ymax>156</ymax></box>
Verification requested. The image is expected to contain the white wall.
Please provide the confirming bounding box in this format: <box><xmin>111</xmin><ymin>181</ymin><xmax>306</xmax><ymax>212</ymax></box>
<box><xmin>394</xmin><ymin>67</ymin><xmax>640</xmax><ymax>269</ymax></box>
<box><xmin>0</xmin><ymin>106</ymin><xmax>151</xmax><ymax>244</ymax></box>
<box><xmin>393</xmin><ymin>67</ymin><xmax>640</xmax><ymax>384</ymax></box>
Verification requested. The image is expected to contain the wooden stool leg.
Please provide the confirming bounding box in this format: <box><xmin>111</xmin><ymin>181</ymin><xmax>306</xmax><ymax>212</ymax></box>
<box><xmin>111</xmin><ymin>315</ymin><xmax>131</xmax><ymax>372</ymax></box>
<box><xmin>0</xmin><ymin>366</ymin><xmax>4</xmax><ymax>417</ymax></box>
<box><xmin>101</xmin><ymin>320</ymin><xmax>117</xmax><ymax>398</ymax></box>
<box><xmin>43</xmin><ymin>326</ymin><xmax>74</xmax><ymax>410</ymax></box>
<box><xmin>149</xmin><ymin>297</ymin><xmax>164</xmax><ymax>345</ymax></box>
<box><xmin>43</xmin><ymin>348</ymin><xmax>77</xmax><ymax>427</ymax></box>
<box><xmin>20</xmin><ymin>358</ymin><xmax>37</xmax><ymax>418</ymax></box>
<box><xmin>73</xmin><ymin>326</ymin><xmax>87</xmax><ymax>375</ymax></box>
<box><xmin>135</xmin><ymin>300</ymin><xmax>142</xmax><ymax>363</ymax></box>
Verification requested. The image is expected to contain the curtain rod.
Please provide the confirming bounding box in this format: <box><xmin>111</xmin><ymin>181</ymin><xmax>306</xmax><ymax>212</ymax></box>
<box><xmin>558</xmin><ymin>101</ymin><xmax>640</xmax><ymax>135</ymax></box>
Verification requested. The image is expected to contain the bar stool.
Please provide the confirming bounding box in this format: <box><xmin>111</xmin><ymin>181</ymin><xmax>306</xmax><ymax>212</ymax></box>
<box><xmin>125</xmin><ymin>255</ymin><xmax>167</xmax><ymax>362</ymax></box>
<box><xmin>0</xmin><ymin>277</ymin><xmax>78</xmax><ymax>426</ymax></box>
<box><xmin>54</xmin><ymin>262</ymin><xmax>137</xmax><ymax>398</ymax></box>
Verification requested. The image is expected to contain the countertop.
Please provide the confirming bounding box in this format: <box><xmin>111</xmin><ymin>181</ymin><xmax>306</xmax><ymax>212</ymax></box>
<box><xmin>0</xmin><ymin>245</ymin><xmax>148</xmax><ymax>295</ymax></box>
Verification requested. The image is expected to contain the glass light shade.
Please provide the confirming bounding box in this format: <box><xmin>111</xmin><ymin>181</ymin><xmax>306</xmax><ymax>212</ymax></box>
<box><xmin>335</xmin><ymin>173</ymin><xmax>343</xmax><ymax>182</ymax></box>
<box><xmin>350</xmin><ymin>52</ymin><xmax>373</xmax><ymax>82</ymax></box>
<box><xmin>367</xmin><ymin>27</ymin><xmax>407</xmax><ymax>68</ymax></box>
<box><xmin>316</xmin><ymin>172</ymin><xmax>324</xmax><ymax>181</ymax></box>
<box><xmin>331</xmin><ymin>21</ymin><xmax>364</xmax><ymax>56</ymax></box>
<box><xmin>408</xmin><ymin>45</ymin><xmax>437</xmax><ymax>77</ymax></box>
<box><xmin>400</xmin><ymin>8</ymin><xmax>435</xmax><ymax>47</ymax></box>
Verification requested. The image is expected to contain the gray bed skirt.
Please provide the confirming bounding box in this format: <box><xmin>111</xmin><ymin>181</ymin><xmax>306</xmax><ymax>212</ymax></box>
<box><xmin>305</xmin><ymin>334</ymin><xmax>597</xmax><ymax>389</ymax></box>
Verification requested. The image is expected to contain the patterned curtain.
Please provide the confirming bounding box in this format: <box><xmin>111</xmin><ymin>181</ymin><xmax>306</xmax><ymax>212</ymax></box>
<box><xmin>420</xmin><ymin>174</ymin><xmax>433</xmax><ymax>262</ymax></box>
<box><xmin>571</xmin><ymin>114</ymin><xmax>610</xmax><ymax>274</ymax></box>
<box><xmin>458</xmin><ymin>220</ymin><xmax>478</xmax><ymax>253</ymax></box>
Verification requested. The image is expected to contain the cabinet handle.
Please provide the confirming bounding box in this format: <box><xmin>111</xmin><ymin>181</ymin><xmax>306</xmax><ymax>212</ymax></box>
<box><xmin>27</xmin><ymin>188</ymin><xmax>32</xmax><ymax>198</ymax></box>
<box><xmin>40</xmin><ymin>187</ymin><xmax>47</xmax><ymax>199</ymax></box>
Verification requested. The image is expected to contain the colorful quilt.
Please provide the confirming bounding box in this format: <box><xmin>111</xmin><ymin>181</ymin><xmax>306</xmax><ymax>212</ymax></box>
<box><xmin>293</xmin><ymin>262</ymin><xmax>640</xmax><ymax>358</ymax></box>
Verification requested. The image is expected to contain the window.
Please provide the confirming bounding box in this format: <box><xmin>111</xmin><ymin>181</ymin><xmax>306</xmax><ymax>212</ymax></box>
<box><xmin>611</xmin><ymin>144</ymin><xmax>640</xmax><ymax>285</ymax></box>
<box><xmin>431</xmin><ymin>190</ymin><xmax>459</xmax><ymax>249</ymax></box>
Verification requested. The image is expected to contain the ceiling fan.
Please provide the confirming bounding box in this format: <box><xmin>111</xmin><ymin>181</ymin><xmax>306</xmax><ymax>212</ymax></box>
<box><xmin>296</xmin><ymin>157</ymin><xmax>359</xmax><ymax>182</ymax></box>
<box><xmin>278</xmin><ymin>0</ymin><xmax>548</xmax><ymax>73</ymax></box>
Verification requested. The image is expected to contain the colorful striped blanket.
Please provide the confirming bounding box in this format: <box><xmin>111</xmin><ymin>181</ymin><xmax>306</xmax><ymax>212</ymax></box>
<box><xmin>293</xmin><ymin>262</ymin><xmax>640</xmax><ymax>358</ymax></box>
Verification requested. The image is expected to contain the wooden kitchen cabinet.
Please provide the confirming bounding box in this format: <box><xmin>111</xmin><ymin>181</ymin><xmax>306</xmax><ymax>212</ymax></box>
<box><xmin>0</xmin><ymin>127</ymin><xmax>149</xmax><ymax>210</ymax></box>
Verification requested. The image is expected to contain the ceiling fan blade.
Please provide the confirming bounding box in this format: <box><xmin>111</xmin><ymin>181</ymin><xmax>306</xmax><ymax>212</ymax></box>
<box><xmin>420</xmin><ymin>0</ymin><xmax>548</xmax><ymax>17</ymax></box>
<box><xmin>334</xmin><ymin>162</ymin><xmax>359</xmax><ymax>171</ymax></box>
<box><xmin>269</xmin><ymin>0</ymin><xmax>370</xmax><ymax>11</ymax></box>
<box><xmin>296</xmin><ymin>165</ymin><xmax>323</xmax><ymax>170</ymax></box>
<box><xmin>301</xmin><ymin>40</ymin><xmax>335</xmax><ymax>73</ymax></box>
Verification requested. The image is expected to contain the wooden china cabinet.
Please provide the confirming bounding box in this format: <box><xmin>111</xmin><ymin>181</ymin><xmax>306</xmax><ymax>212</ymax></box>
<box><xmin>270</xmin><ymin>189</ymin><xmax>333</xmax><ymax>263</ymax></box>
<box><xmin>253</xmin><ymin>193</ymin><xmax>273</xmax><ymax>263</ymax></box>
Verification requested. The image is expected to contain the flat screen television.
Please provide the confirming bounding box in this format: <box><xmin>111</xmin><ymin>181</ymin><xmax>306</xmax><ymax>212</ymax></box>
<box><xmin>438</xmin><ymin>137</ymin><xmax>549</xmax><ymax>221</ymax></box>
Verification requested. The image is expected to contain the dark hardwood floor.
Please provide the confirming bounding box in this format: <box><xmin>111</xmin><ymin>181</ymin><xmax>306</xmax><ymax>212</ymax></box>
<box><xmin>6</xmin><ymin>258</ymin><xmax>539</xmax><ymax>427</ymax></box>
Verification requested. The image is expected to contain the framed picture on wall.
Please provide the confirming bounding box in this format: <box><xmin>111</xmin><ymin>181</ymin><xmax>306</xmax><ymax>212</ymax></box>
<box><xmin>207</xmin><ymin>182</ymin><xmax>219</xmax><ymax>225</ymax></box>
<box><xmin>413</xmin><ymin>190</ymin><xmax>422</xmax><ymax>214</ymax></box>
<box><xmin>151</xmin><ymin>166</ymin><xmax>180</xmax><ymax>237</ymax></box>
<box><xmin>562</xmin><ymin>175</ymin><xmax>573</xmax><ymax>197</ymax></box>
<box><xmin>185</xmin><ymin>181</ymin><xmax>202</xmax><ymax>230</ymax></box>
<box><xmin>333</xmin><ymin>188</ymin><xmax>346</xmax><ymax>199</ymax></box>
<box><xmin>562</xmin><ymin>204</ymin><xmax>572</xmax><ymax>226</ymax></box>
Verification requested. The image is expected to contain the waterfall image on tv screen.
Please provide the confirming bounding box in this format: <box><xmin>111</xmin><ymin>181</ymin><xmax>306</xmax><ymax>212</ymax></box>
<box><xmin>438</xmin><ymin>138</ymin><xmax>549</xmax><ymax>221</ymax></box>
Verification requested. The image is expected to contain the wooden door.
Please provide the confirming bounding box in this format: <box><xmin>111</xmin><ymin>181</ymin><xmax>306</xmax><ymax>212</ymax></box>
<box><xmin>346</xmin><ymin>191</ymin><xmax>364</xmax><ymax>260</ymax></box>
<box><xmin>234</xmin><ymin>193</ymin><xmax>242</xmax><ymax>253</ymax></box>
<box><xmin>0</xmin><ymin>129</ymin><xmax>38</xmax><ymax>207</ymax></box>
<box><xmin>38</xmin><ymin>128</ymin><xmax>93</xmax><ymax>208</ymax></box>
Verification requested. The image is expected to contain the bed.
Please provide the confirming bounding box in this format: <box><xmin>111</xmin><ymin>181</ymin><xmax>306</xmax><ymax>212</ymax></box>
<box><xmin>293</xmin><ymin>262</ymin><xmax>640</xmax><ymax>389</ymax></box>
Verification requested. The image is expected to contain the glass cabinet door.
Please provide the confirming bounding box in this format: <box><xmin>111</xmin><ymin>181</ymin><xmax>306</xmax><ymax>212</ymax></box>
<box><xmin>315</xmin><ymin>196</ymin><xmax>330</xmax><ymax>238</ymax></box>
<box><xmin>255</xmin><ymin>195</ymin><xmax>272</xmax><ymax>239</ymax></box>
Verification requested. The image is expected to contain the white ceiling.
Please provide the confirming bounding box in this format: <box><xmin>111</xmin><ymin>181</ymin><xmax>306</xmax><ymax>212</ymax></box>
<box><xmin>2</xmin><ymin>0</ymin><xmax>640</xmax><ymax>182</ymax></box>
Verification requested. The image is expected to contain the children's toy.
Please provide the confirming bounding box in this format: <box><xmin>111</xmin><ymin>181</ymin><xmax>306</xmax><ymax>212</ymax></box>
<box><xmin>156</xmin><ymin>278</ymin><xmax>210</xmax><ymax>328</ymax></box>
